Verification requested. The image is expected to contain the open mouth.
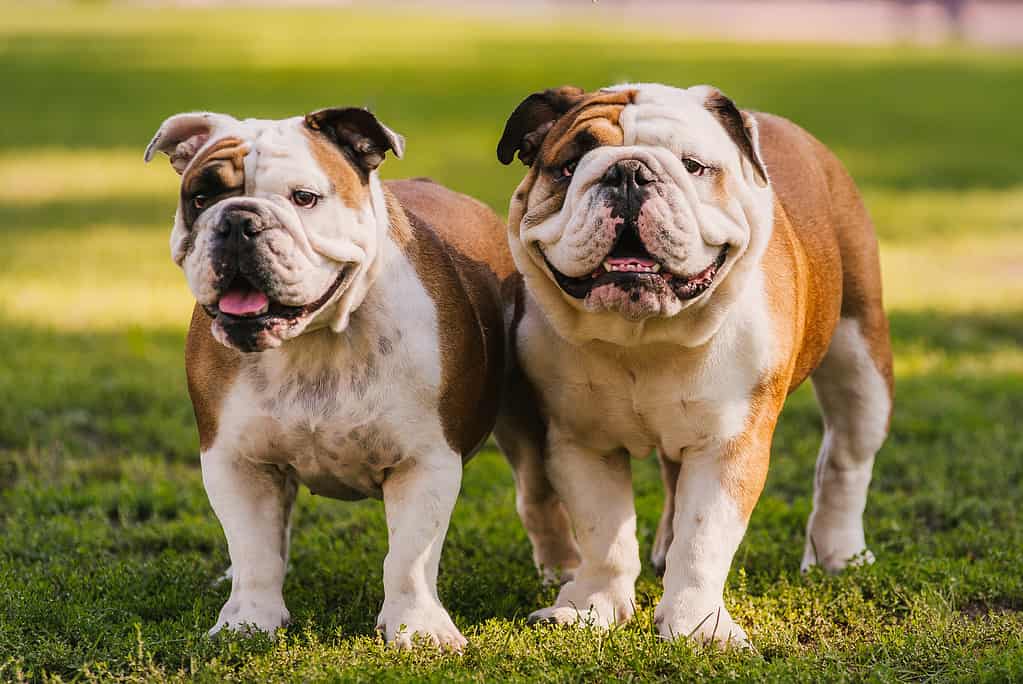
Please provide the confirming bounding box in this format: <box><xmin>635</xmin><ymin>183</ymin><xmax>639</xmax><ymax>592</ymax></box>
<box><xmin>204</xmin><ymin>266</ymin><xmax>353</xmax><ymax>326</ymax></box>
<box><xmin>542</xmin><ymin>227</ymin><xmax>728</xmax><ymax>302</ymax></box>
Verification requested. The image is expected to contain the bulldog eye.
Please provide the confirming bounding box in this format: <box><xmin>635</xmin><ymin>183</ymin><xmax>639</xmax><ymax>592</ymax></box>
<box><xmin>560</xmin><ymin>159</ymin><xmax>578</xmax><ymax>179</ymax></box>
<box><xmin>192</xmin><ymin>195</ymin><xmax>209</xmax><ymax>210</ymax></box>
<box><xmin>291</xmin><ymin>189</ymin><xmax>320</xmax><ymax>208</ymax></box>
<box><xmin>682</xmin><ymin>158</ymin><xmax>708</xmax><ymax>176</ymax></box>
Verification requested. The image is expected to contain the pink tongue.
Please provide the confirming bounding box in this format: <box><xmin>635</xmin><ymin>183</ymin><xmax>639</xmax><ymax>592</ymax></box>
<box><xmin>606</xmin><ymin>257</ymin><xmax>657</xmax><ymax>268</ymax></box>
<box><xmin>218</xmin><ymin>289</ymin><xmax>269</xmax><ymax>316</ymax></box>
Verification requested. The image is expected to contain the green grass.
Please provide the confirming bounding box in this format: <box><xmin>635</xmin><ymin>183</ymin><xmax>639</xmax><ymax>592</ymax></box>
<box><xmin>1</xmin><ymin>4</ymin><xmax>1022</xmax><ymax>681</ymax></box>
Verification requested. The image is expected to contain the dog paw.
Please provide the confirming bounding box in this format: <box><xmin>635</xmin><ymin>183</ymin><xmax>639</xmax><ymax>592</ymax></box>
<box><xmin>209</xmin><ymin>595</ymin><xmax>290</xmax><ymax>637</ymax></box>
<box><xmin>654</xmin><ymin>603</ymin><xmax>750</xmax><ymax>648</ymax></box>
<box><xmin>376</xmin><ymin>600</ymin><xmax>466</xmax><ymax>651</ymax></box>
<box><xmin>527</xmin><ymin>580</ymin><xmax>634</xmax><ymax>628</ymax></box>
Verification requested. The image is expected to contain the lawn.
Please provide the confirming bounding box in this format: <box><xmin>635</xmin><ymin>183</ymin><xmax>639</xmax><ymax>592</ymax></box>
<box><xmin>1</xmin><ymin>3</ymin><xmax>1023</xmax><ymax>681</ymax></box>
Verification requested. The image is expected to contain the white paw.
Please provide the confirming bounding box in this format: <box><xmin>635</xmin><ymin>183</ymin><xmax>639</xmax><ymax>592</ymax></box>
<box><xmin>376</xmin><ymin>600</ymin><xmax>466</xmax><ymax>651</ymax></box>
<box><xmin>527</xmin><ymin>579</ymin><xmax>635</xmax><ymax>628</ymax></box>
<box><xmin>802</xmin><ymin>525</ymin><xmax>874</xmax><ymax>573</ymax></box>
<box><xmin>209</xmin><ymin>595</ymin><xmax>290</xmax><ymax>637</ymax></box>
<box><xmin>654</xmin><ymin>602</ymin><xmax>750</xmax><ymax>648</ymax></box>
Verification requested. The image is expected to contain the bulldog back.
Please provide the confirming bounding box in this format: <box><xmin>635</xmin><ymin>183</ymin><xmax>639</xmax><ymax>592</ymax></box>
<box><xmin>755</xmin><ymin>113</ymin><xmax>892</xmax><ymax>395</ymax></box>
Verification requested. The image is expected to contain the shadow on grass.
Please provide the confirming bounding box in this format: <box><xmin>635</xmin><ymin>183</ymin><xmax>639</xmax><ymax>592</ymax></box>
<box><xmin>890</xmin><ymin>309</ymin><xmax>1023</xmax><ymax>354</ymax></box>
<box><xmin>0</xmin><ymin>323</ymin><xmax>194</xmax><ymax>460</ymax></box>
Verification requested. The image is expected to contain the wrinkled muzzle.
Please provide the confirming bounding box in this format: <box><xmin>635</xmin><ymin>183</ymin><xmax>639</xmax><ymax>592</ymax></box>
<box><xmin>530</xmin><ymin>149</ymin><xmax>739</xmax><ymax>322</ymax></box>
<box><xmin>183</xmin><ymin>197</ymin><xmax>357</xmax><ymax>353</ymax></box>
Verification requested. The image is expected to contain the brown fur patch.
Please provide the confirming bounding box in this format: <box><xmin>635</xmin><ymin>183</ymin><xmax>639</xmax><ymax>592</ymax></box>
<box><xmin>507</xmin><ymin>91</ymin><xmax>636</xmax><ymax>233</ymax></box>
<box><xmin>384</xmin><ymin>190</ymin><xmax>414</xmax><ymax>248</ymax></box>
<box><xmin>721</xmin><ymin>374</ymin><xmax>787</xmax><ymax>520</ymax></box>
<box><xmin>385</xmin><ymin>180</ymin><xmax>510</xmax><ymax>457</ymax></box>
<box><xmin>497</xmin><ymin>85</ymin><xmax>588</xmax><ymax>166</ymax></box>
<box><xmin>387</xmin><ymin>179</ymin><xmax>515</xmax><ymax>279</ymax></box>
<box><xmin>182</xmin><ymin>137</ymin><xmax>247</xmax><ymax>196</ymax></box>
<box><xmin>302</xmin><ymin>128</ymin><xmax>370</xmax><ymax>211</ymax></box>
<box><xmin>756</xmin><ymin>112</ymin><xmax>892</xmax><ymax>400</ymax></box>
<box><xmin>181</xmin><ymin>137</ymin><xmax>247</xmax><ymax>227</ymax></box>
<box><xmin>720</xmin><ymin>114</ymin><xmax>894</xmax><ymax>518</ymax></box>
<box><xmin>538</xmin><ymin>90</ymin><xmax>634</xmax><ymax>169</ymax></box>
<box><xmin>185</xmin><ymin>305</ymin><xmax>241</xmax><ymax>451</ymax></box>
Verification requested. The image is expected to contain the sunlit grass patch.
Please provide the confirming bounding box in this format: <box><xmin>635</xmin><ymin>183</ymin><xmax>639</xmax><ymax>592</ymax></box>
<box><xmin>882</xmin><ymin>231</ymin><xmax>1023</xmax><ymax>313</ymax></box>
<box><xmin>867</xmin><ymin>185</ymin><xmax>1023</xmax><ymax>242</ymax></box>
<box><xmin>1</xmin><ymin>224</ymin><xmax>191</xmax><ymax>331</ymax></box>
<box><xmin>0</xmin><ymin>149</ymin><xmax>177</xmax><ymax>204</ymax></box>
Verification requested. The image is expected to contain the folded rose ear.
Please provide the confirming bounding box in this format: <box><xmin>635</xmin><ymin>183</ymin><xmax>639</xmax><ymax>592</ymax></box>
<box><xmin>702</xmin><ymin>89</ymin><xmax>769</xmax><ymax>188</ymax></box>
<box><xmin>497</xmin><ymin>86</ymin><xmax>587</xmax><ymax>167</ymax></box>
<box><xmin>144</xmin><ymin>112</ymin><xmax>237</xmax><ymax>175</ymax></box>
<box><xmin>304</xmin><ymin>107</ymin><xmax>404</xmax><ymax>174</ymax></box>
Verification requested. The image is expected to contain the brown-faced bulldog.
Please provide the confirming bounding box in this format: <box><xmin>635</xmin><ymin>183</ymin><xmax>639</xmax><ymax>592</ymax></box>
<box><xmin>144</xmin><ymin>107</ymin><xmax>545</xmax><ymax>649</ymax></box>
<box><xmin>496</xmin><ymin>83</ymin><xmax>894</xmax><ymax>646</ymax></box>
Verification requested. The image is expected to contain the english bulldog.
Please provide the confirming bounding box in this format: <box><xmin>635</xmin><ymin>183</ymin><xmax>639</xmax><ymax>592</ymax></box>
<box><xmin>496</xmin><ymin>83</ymin><xmax>894</xmax><ymax>646</ymax></box>
<box><xmin>144</xmin><ymin>106</ymin><xmax>545</xmax><ymax>649</ymax></box>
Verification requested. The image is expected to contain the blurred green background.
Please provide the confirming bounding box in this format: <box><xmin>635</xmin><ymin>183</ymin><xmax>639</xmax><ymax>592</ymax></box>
<box><xmin>1</xmin><ymin>3</ymin><xmax>1022</xmax><ymax>681</ymax></box>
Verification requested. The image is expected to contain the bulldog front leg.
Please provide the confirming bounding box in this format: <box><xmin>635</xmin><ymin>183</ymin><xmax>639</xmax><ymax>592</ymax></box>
<box><xmin>376</xmin><ymin>452</ymin><xmax>466</xmax><ymax>651</ymax></box>
<box><xmin>202</xmin><ymin>450</ymin><xmax>296</xmax><ymax>636</ymax></box>
<box><xmin>528</xmin><ymin>435</ymin><xmax>640</xmax><ymax>628</ymax></box>
<box><xmin>654</xmin><ymin>433</ymin><xmax>771</xmax><ymax>648</ymax></box>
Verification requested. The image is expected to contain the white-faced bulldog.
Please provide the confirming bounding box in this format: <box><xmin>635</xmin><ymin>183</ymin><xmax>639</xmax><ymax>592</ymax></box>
<box><xmin>144</xmin><ymin>106</ymin><xmax>532</xmax><ymax>649</ymax></box>
<box><xmin>496</xmin><ymin>83</ymin><xmax>894</xmax><ymax>646</ymax></box>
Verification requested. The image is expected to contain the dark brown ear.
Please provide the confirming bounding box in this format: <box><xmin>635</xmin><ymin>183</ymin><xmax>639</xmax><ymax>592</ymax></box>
<box><xmin>703</xmin><ymin>90</ymin><xmax>768</xmax><ymax>187</ymax></box>
<box><xmin>305</xmin><ymin>107</ymin><xmax>405</xmax><ymax>173</ymax></box>
<box><xmin>497</xmin><ymin>86</ymin><xmax>587</xmax><ymax>166</ymax></box>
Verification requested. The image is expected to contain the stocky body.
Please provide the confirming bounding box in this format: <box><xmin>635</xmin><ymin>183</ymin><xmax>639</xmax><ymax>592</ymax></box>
<box><xmin>496</xmin><ymin>83</ymin><xmax>893</xmax><ymax>645</ymax></box>
<box><xmin>146</xmin><ymin>108</ymin><xmax>544</xmax><ymax>650</ymax></box>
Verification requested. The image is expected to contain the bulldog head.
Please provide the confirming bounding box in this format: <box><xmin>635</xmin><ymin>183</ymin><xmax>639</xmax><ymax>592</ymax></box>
<box><xmin>498</xmin><ymin>83</ymin><xmax>774</xmax><ymax>346</ymax></box>
<box><xmin>145</xmin><ymin>107</ymin><xmax>404</xmax><ymax>352</ymax></box>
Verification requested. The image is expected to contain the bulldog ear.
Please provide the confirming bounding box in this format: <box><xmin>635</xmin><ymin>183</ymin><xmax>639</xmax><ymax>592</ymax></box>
<box><xmin>304</xmin><ymin>107</ymin><xmax>404</xmax><ymax>173</ymax></box>
<box><xmin>703</xmin><ymin>89</ymin><xmax>768</xmax><ymax>188</ymax></box>
<box><xmin>145</xmin><ymin>112</ymin><xmax>234</xmax><ymax>175</ymax></box>
<box><xmin>497</xmin><ymin>86</ymin><xmax>587</xmax><ymax>167</ymax></box>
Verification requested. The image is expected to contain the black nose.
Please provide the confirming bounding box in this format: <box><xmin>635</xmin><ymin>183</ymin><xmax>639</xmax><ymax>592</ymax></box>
<box><xmin>601</xmin><ymin>159</ymin><xmax>656</xmax><ymax>190</ymax></box>
<box><xmin>221</xmin><ymin>206</ymin><xmax>265</xmax><ymax>238</ymax></box>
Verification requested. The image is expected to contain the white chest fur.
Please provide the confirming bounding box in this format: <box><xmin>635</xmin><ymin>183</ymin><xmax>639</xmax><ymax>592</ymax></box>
<box><xmin>519</xmin><ymin>274</ymin><xmax>776</xmax><ymax>460</ymax></box>
<box><xmin>208</xmin><ymin>241</ymin><xmax>445</xmax><ymax>500</ymax></box>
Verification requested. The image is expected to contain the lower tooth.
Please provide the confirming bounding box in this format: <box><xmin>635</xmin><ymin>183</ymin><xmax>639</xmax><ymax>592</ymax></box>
<box><xmin>603</xmin><ymin>262</ymin><xmax>612</xmax><ymax>272</ymax></box>
<box><xmin>652</xmin><ymin>264</ymin><xmax>661</xmax><ymax>273</ymax></box>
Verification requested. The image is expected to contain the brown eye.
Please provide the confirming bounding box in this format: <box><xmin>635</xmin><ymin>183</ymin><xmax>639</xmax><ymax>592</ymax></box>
<box><xmin>682</xmin><ymin>158</ymin><xmax>707</xmax><ymax>176</ymax></box>
<box><xmin>560</xmin><ymin>159</ymin><xmax>578</xmax><ymax>179</ymax></box>
<box><xmin>291</xmin><ymin>189</ymin><xmax>320</xmax><ymax>208</ymax></box>
<box><xmin>192</xmin><ymin>195</ymin><xmax>208</xmax><ymax>210</ymax></box>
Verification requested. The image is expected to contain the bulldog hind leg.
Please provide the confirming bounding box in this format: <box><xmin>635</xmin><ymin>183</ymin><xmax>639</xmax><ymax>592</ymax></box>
<box><xmin>803</xmin><ymin>316</ymin><xmax>893</xmax><ymax>572</ymax></box>
<box><xmin>202</xmin><ymin>451</ymin><xmax>297</xmax><ymax>636</ymax></box>
<box><xmin>494</xmin><ymin>403</ymin><xmax>581</xmax><ymax>585</ymax></box>
<box><xmin>651</xmin><ymin>455</ymin><xmax>680</xmax><ymax>577</ymax></box>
